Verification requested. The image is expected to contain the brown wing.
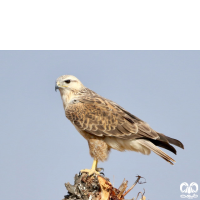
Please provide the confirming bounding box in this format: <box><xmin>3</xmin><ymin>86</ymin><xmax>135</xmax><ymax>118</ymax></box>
<box><xmin>65</xmin><ymin>94</ymin><xmax>159</xmax><ymax>140</ymax></box>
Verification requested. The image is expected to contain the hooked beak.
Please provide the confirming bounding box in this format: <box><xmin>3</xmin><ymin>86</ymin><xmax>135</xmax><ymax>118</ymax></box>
<box><xmin>55</xmin><ymin>82</ymin><xmax>59</xmax><ymax>92</ymax></box>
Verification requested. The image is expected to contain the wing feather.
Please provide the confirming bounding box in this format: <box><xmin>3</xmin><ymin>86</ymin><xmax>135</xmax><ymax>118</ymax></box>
<box><xmin>66</xmin><ymin>93</ymin><xmax>159</xmax><ymax>140</ymax></box>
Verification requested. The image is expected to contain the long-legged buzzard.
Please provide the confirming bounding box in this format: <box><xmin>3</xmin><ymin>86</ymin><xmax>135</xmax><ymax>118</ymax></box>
<box><xmin>55</xmin><ymin>75</ymin><xmax>184</xmax><ymax>175</ymax></box>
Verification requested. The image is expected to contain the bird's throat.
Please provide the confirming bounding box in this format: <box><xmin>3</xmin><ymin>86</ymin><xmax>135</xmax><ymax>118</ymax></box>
<box><xmin>60</xmin><ymin>90</ymin><xmax>76</xmax><ymax>109</ymax></box>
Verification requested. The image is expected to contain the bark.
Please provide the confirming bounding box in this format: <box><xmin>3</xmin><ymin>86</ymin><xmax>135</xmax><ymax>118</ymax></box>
<box><xmin>62</xmin><ymin>172</ymin><xmax>146</xmax><ymax>200</ymax></box>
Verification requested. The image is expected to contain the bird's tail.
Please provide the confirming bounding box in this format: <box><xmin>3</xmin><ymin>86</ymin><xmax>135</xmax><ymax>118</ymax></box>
<box><xmin>164</xmin><ymin>135</ymin><xmax>184</xmax><ymax>149</ymax></box>
<box><xmin>137</xmin><ymin>139</ymin><xmax>176</xmax><ymax>165</ymax></box>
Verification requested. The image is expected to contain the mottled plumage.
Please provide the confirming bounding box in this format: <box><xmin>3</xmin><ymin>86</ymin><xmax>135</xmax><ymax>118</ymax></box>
<box><xmin>56</xmin><ymin>75</ymin><xmax>184</xmax><ymax>174</ymax></box>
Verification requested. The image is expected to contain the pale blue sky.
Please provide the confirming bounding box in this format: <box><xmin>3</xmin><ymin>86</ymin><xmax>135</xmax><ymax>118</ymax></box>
<box><xmin>0</xmin><ymin>51</ymin><xmax>199</xmax><ymax>200</ymax></box>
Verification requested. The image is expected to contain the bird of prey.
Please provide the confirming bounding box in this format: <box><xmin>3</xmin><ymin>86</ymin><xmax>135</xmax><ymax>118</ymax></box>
<box><xmin>55</xmin><ymin>75</ymin><xmax>184</xmax><ymax>175</ymax></box>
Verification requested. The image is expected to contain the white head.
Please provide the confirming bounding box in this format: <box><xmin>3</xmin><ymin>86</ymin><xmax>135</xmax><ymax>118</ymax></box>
<box><xmin>55</xmin><ymin>75</ymin><xmax>85</xmax><ymax>93</ymax></box>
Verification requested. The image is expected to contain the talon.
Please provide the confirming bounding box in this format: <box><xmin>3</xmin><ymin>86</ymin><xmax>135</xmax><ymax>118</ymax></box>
<box><xmin>80</xmin><ymin>158</ymin><xmax>100</xmax><ymax>176</ymax></box>
<box><xmin>81</xmin><ymin>168</ymin><xmax>100</xmax><ymax>176</ymax></box>
<box><xmin>96</xmin><ymin>168</ymin><xmax>104</xmax><ymax>172</ymax></box>
<box><xmin>100</xmin><ymin>172</ymin><xmax>105</xmax><ymax>176</ymax></box>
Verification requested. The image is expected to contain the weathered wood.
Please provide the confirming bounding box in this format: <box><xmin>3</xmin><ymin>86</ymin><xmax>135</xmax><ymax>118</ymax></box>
<box><xmin>63</xmin><ymin>172</ymin><xmax>146</xmax><ymax>200</ymax></box>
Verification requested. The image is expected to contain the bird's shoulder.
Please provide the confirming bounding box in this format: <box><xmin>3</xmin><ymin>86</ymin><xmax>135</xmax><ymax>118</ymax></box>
<box><xmin>65</xmin><ymin>88</ymin><xmax>118</xmax><ymax>120</ymax></box>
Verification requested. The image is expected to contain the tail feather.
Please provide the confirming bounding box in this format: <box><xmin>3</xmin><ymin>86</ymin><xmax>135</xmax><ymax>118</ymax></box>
<box><xmin>147</xmin><ymin>139</ymin><xmax>177</xmax><ymax>155</ymax></box>
<box><xmin>137</xmin><ymin>139</ymin><xmax>176</xmax><ymax>165</ymax></box>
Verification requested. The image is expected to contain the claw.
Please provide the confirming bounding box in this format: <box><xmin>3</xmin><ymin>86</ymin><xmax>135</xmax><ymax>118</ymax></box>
<box><xmin>96</xmin><ymin>168</ymin><xmax>104</xmax><ymax>172</ymax></box>
<box><xmin>81</xmin><ymin>168</ymin><xmax>100</xmax><ymax>176</ymax></box>
<box><xmin>100</xmin><ymin>172</ymin><xmax>105</xmax><ymax>176</ymax></box>
<box><xmin>80</xmin><ymin>158</ymin><xmax>100</xmax><ymax>176</ymax></box>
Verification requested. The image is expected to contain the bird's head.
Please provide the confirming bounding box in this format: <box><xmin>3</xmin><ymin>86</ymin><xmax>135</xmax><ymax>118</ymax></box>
<box><xmin>55</xmin><ymin>75</ymin><xmax>85</xmax><ymax>93</ymax></box>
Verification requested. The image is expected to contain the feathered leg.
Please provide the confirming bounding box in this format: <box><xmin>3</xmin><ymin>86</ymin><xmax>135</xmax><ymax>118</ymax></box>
<box><xmin>81</xmin><ymin>139</ymin><xmax>110</xmax><ymax>176</ymax></box>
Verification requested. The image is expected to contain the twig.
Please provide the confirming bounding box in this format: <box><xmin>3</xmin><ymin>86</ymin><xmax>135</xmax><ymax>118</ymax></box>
<box><xmin>117</xmin><ymin>179</ymin><xmax>128</xmax><ymax>199</ymax></box>
<box><xmin>123</xmin><ymin>176</ymin><xmax>142</xmax><ymax>197</ymax></box>
<box><xmin>135</xmin><ymin>189</ymin><xmax>145</xmax><ymax>200</ymax></box>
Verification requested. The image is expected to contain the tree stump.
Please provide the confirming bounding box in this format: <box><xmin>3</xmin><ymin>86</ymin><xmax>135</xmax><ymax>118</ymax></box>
<box><xmin>63</xmin><ymin>172</ymin><xmax>146</xmax><ymax>200</ymax></box>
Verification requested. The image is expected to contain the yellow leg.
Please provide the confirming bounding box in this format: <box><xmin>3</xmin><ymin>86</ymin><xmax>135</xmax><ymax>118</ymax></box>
<box><xmin>81</xmin><ymin>158</ymin><xmax>100</xmax><ymax>176</ymax></box>
<box><xmin>91</xmin><ymin>158</ymin><xmax>98</xmax><ymax>170</ymax></box>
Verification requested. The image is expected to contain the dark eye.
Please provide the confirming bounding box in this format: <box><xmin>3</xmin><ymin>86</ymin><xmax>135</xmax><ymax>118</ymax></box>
<box><xmin>65</xmin><ymin>80</ymin><xmax>71</xmax><ymax>84</ymax></box>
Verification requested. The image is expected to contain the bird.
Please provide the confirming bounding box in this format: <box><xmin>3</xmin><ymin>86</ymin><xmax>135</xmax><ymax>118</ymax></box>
<box><xmin>55</xmin><ymin>75</ymin><xmax>184</xmax><ymax>175</ymax></box>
